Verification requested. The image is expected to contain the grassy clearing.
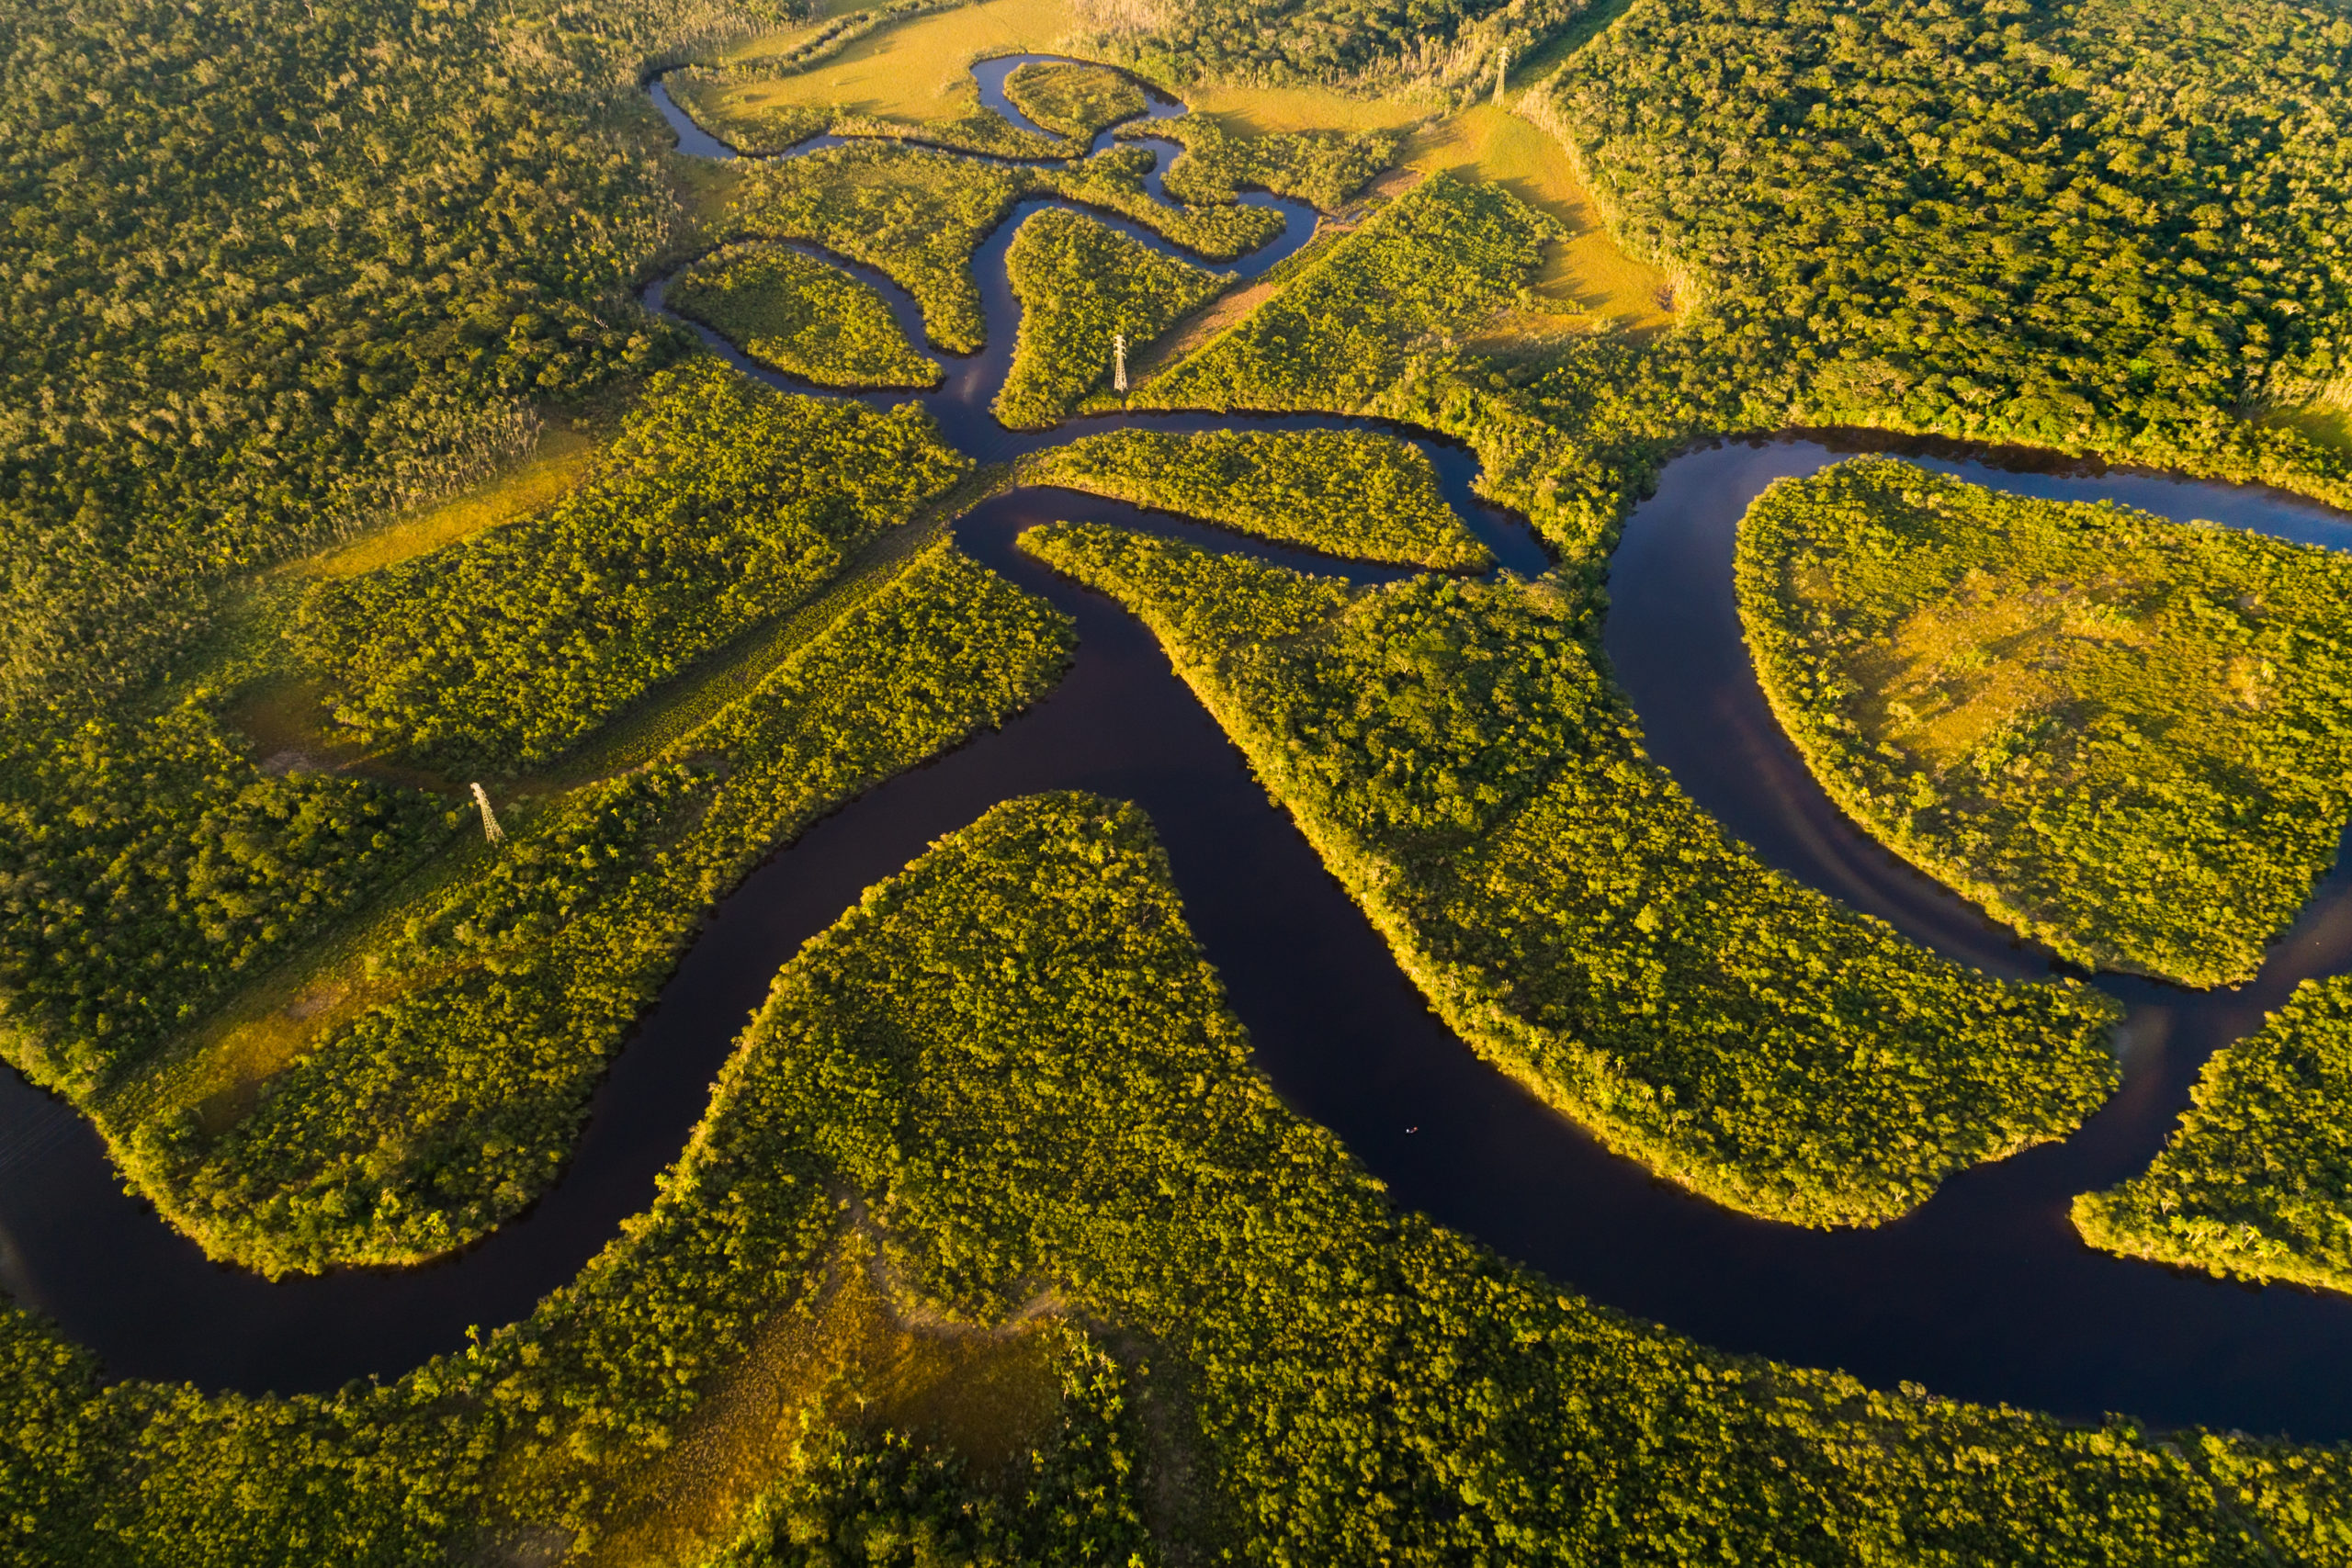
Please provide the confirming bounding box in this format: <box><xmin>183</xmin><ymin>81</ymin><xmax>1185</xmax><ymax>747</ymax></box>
<box><xmin>1178</xmin><ymin>82</ymin><xmax>1430</xmax><ymax>138</ymax></box>
<box><xmin>1165</xmin><ymin>76</ymin><xmax>1668</xmax><ymax>330</ymax></box>
<box><xmin>1500</xmin><ymin>0</ymin><xmax>1645</xmax><ymax>85</ymax></box>
<box><xmin>698</xmin><ymin>0</ymin><xmax>1082</xmax><ymax>128</ymax></box>
<box><xmin>2274</xmin><ymin>387</ymin><xmax>2352</xmax><ymax>457</ymax></box>
<box><xmin>300</xmin><ymin>425</ymin><xmax>606</xmax><ymax>581</ymax></box>
<box><xmin>1738</xmin><ymin>457</ymin><xmax>2352</xmax><ymax>987</ymax></box>
<box><xmin>1404</xmin><ymin>104</ymin><xmax>1674</xmax><ymax>336</ymax></box>
<box><xmin>574</xmin><ymin>1246</ymin><xmax>1063</xmax><ymax>1568</ymax></box>
<box><xmin>2076</xmin><ymin>974</ymin><xmax>2352</xmax><ymax>1296</ymax></box>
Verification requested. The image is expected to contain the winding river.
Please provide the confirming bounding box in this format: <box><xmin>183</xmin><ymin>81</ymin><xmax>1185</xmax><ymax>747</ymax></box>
<box><xmin>6</xmin><ymin>58</ymin><xmax>2352</xmax><ymax>1444</ymax></box>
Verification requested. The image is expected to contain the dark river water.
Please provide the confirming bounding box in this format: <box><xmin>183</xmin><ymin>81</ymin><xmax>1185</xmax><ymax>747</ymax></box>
<box><xmin>6</xmin><ymin>59</ymin><xmax>2352</xmax><ymax>1442</ymax></box>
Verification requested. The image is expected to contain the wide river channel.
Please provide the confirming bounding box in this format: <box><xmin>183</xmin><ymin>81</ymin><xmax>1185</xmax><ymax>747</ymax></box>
<box><xmin>5</xmin><ymin>58</ymin><xmax>2352</xmax><ymax>1442</ymax></box>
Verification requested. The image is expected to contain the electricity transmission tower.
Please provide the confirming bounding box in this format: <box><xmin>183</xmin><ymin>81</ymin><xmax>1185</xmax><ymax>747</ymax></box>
<box><xmin>470</xmin><ymin>782</ymin><xmax>505</xmax><ymax>843</ymax></box>
<box><xmin>1114</xmin><ymin>333</ymin><xmax>1127</xmax><ymax>393</ymax></box>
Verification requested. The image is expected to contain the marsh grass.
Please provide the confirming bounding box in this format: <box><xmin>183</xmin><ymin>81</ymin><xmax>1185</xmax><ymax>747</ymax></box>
<box><xmin>299</xmin><ymin>426</ymin><xmax>607</xmax><ymax>581</ymax></box>
<box><xmin>697</xmin><ymin>0</ymin><xmax>1084</xmax><ymax>128</ymax></box>
<box><xmin>2273</xmin><ymin>382</ymin><xmax>2352</xmax><ymax>457</ymax></box>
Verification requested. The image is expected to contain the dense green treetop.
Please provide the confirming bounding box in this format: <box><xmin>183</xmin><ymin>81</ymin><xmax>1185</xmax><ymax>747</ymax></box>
<box><xmin>1131</xmin><ymin>112</ymin><xmax>1405</xmax><ymax>211</ymax></box>
<box><xmin>1001</xmin><ymin>60</ymin><xmax>1147</xmax><ymax>140</ymax></box>
<box><xmin>1023</xmin><ymin>427</ymin><xmax>1492</xmax><ymax>568</ymax></box>
<box><xmin>136</xmin><ymin>538</ymin><xmax>1072</xmax><ymax>1275</ymax></box>
<box><xmin>0</xmin><ymin>0</ymin><xmax>778</xmax><ymax>712</ymax></box>
<box><xmin>1738</xmin><ymin>457</ymin><xmax>2352</xmax><ymax>987</ymax></box>
<box><xmin>1023</xmin><ymin>522</ymin><xmax>2121</xmax><ymax>1226</ymax></box>
<box><xmin>1139</xmin><ymin>171</ymin><xmax>1553</xmax><ymax>412</ymax></box>
<box><xmin>666</xmin><ymin>243</ymin><xmax>941</xmax><ymax>389</ymax></box>
<box><xmin>293</xmin><ymin>358</ymin><xmax>968</xmax><ymax>771</ymax></box>
<box><xmin>995</xmin><ymin>209</ymin><xmax>1226</xmax><ymax>429</ymax></box>
<box><xmin>6</xmin><ymin>792</ymin><xmax>2340</xmax><ymax>1565</ymax></box>
<box><xmin>1097</xmin><ymin>0</ymin><xmax>1589</xmax><ymax>97</ymax></box>
<box><xmin>0</xmin><ymin>704</ymin><xmax>454</xmax><ymax>1097</ymax></box>
<box><xmin>2076</xmin><ymin>974</ymin><xmax>2352</xmax><ymax>1296</ymax></box>
<box><xmin>1545</xmin><ymin>0</ymin><xmax>2352</xmax><ymax>495</ymax></box>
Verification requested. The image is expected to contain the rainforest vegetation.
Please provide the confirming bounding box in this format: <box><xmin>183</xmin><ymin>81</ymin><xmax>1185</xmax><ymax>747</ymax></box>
<box><xmin>1001</xmin><ymin>60</ymin><xmax>1146</xmax><ymax>141</ymax></box>
<box><xmin>135</xmin><ymin>538</ymin><xmax>1071</xmax><ymax>1275</ymax></box>
<box><xmin>664</xmin><ymin>244</ymin><xmax>941</xmax><ymax>389</ymax></box>
<box><xmin>1738</xmin><ymin>457</ymin><xmax>2352</xmax><ymax>987</ymax></box>
<box><xmin>1099</xmin><ymin>0</ymin><xmax>1590</xmax><ymax>98</ymax></box>
<box><xmin>2076</xmin><ymin>975</ymin><xmax>2352</xmax><ymax>1296</ymax></box>
<box><xmin>0</xmin><ymin>0</ymin><xmax>789</xmax><ymax>716</ymax></box>
<box><xmin>1023</xmin><ymin>427</ymin><xmax>1491</xmax><ymax>568</ymax></box>
<box><xmin>1541</xmin><ymin>0</ymin><xmax>2352</xmax><ymax>502</ymax></box>
<box><xmin>995</xmin><ymin>210</ymin><xmax>1225</xmax><ymax>428</ymax></box>
<box><xmin>1022</xmin><ymin>524</ymin><xmax>2120</xmax><ymax>1226</ymax></box>
<box><xmin>293</xmin><ymin>360</ymin><xmax>968</xmax><ymax>771</ymax></box>
<box><xmin>1136</xmin><ymin>113</ymin><xmax>1404</xmax><ymax>212</ymax></box>
<box><xmin>731</xmin><ymin>141</ymin><xmax>1280</xmax><ymax>355</ymax></box>
<box><xmin>0</xmin><ymin>705</ymin><xmax>456</xmax><ymax>1097</ymax></box>
<box><xmin>7</xmin><ymin>794</ymin><xmax>2349</xmax><ymax>1567</ymax></box>
<box><xmin>1139</xmin><ymin>172</ymin><xmax>1554</xmax><ymax>412</ymax></box>
<box><xmin>14</xmin><ymin>0</ymin><xmax>2352</xmax><ymax>1556</ymax></box>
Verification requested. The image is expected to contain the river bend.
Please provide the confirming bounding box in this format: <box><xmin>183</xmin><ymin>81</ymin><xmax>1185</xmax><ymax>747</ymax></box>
<box><xmin>4</xmin><ymin>59</ymin><xmax>2352</xmax><ymax>1441</ymax></box>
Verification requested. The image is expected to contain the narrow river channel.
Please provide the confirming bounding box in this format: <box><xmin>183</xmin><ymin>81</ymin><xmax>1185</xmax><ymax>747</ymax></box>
<box><xmin>6</xmin><ymin>58</ymin><xmax>2352</xmax><ymax>1444</ymax></box>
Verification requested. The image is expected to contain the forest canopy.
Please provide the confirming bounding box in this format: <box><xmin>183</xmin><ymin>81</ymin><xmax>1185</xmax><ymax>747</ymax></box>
<box><xmin>1022</xmin><ymin>521</ymin><xmax>2121</xmax><ymax>1226</ymax></box>
<box><xmin>0</xmin><ymin>0</ymin><xmax>784</xmax><ymax>713</ymax></box>
<box><xmin>664</xmin><ymin>243</ymin><xmax>942</xmax><ymax>389</ymax></box>
<box><xmin>1737</xmin><ymin>458</ymin><xmax>2352</xmax><ymax>987</ymax></box>
<box><xmin>1085</xmin><ymin>0</ymin><xmax>1589</xmax><ymax>97</ymax></box>
<box><xmin>292</xmin><ymin>359</ymin><xmax>968</xmax><ymax>771</ymax></box>
<box><xmin>995</xmin><ymin>209</ymin><xmax>1227</xmax><ymax>429</ymax></box>
<box><xmin>1544</xmin><ymin>0</ymin><xmax>2352</xmax><ymax>497</ymax></box>
<box><xmin>1141</xmin><ymin>171</ymin><xmax>1553</xmax><ymax>412</ymax></box>
<box><xmin>5</xmin><ymin>793</ymin><xmax>2341</xmax><ymax>1565</ymax></box>
<box><xmin>2076</xmin><ymin>973</ymin><xmax>2352</xmax><ymax>1296</ymax></box>
<box><xmin>1023</xmin><ymin>427</ymin><xmax>1492</xmax><ymax>568</ymax></box>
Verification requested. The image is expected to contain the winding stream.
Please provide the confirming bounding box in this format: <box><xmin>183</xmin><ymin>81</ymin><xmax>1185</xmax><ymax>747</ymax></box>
<box><xmin>6</xmin><ymin>59</ymin><xmax>2352</xmax><ymax>1442</ymax></box>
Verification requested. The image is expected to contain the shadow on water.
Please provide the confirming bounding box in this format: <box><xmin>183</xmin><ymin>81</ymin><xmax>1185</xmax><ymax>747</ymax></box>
<box><xmin>10</xmin><ymin>60</ymin><xmax>2352</xmax><ymax>1443</ymax></box>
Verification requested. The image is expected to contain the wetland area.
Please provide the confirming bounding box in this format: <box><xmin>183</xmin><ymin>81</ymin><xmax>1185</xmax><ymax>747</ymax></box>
<box><xmin>5</xmin><ymin>56</ymin><xmax>2352</xmax><ymax>1440</ymax></box>
<box><xmin>13</xmin><ymin>4</ymin><xmax>2352</xmax><ymax>1560</ymax></box>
